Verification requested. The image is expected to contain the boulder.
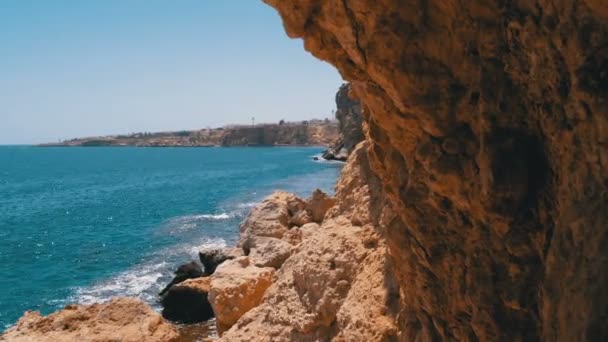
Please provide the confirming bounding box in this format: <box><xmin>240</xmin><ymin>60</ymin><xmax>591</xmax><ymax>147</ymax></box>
<box><xmin>160</xmin><ymin>277</ymin><xmax>214</xmax><ymax>324</ymax></box>
<box><xmin>208</xmin><ymin>257</ymin><xmax>275</xmax><ymax>334</ymax></box>
<box><xmin>2</xmin><ymin>298</ymin><xmax>178</xmax><ymax>342</ymax></box>
<box><xmin>307</xmin><ymin>189</ymin><xmax>336</xmax><ymax>223</ymax></box>
<box><xmin>244</xmin><ymin>236</ymin><xmax>292</xmax><ymax>269</ymax></box>
<box><xmin>289</xmin><ymin>209</ymin><xmax>312</xmax><ymax>227</ymax></box>
<box><xmin>238</xmin><ymin>192</ymin><xmax>306</xmax><ymax>245</ymax></box>
<box><xmin>159</xmin><ymin>261</ymin><xmax>203</xmax><ymax>296</ymax></box>
<box><xmin>198</xmin><ymin>248</ymin><xmax>240</xmax><ymax>276</ymax></box>
<box><xmin>299</xmin><ymin>222</ymin><xmax>320</xmax><ymax>240</ymax></box>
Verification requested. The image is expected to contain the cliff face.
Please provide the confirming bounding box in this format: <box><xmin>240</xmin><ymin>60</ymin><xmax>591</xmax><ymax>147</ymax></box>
<box><xmin>323</xmin><ymin>83</ymin><xmax>364</xmax><ymax>160</ymax></box>
<box><xmin>220</xmin><ymin>122</ymin><xmax>339</xmax><ymax>146</ymax></box>
<box><xmin>265</xmin><ymin>1</ymin><xmax>608</xmax><ymax>340</ymax></box>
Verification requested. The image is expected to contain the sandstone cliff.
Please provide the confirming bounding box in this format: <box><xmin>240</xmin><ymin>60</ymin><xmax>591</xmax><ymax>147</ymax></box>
<box><xmin>220</xmin><ymin>121</ymin><xmax>337</xmax><ymax>146</ymax></box>
<box><xmin>45</xmin><ymin>120</ymin><xmax>339</xmax><ymax>147</ymax></box>
<box><xmin>262</xmin><ymin>1</ymin><xmax>608</xmax><ymax>341</ymax></box>
<box><xmin>323</xmin><ymin>83</ymin><xmax>364</xmax><ymax>161</ymax></box>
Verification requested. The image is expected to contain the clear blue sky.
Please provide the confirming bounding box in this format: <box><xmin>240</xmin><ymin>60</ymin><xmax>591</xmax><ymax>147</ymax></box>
<box><xmin>0</xmin><ymin>1</ymin><xmax>343</xmax><ymax>144</ymax></box>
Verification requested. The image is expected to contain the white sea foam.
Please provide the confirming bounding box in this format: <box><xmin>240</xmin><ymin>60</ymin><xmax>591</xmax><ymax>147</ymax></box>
<box><xmin>73</xmin><ymin>261</ymin><xmax>167</xmax><ymax>305</ymax></box>
<box><xmin>236</xmin><ymin>202</ymin><xmax>258</xmax><ymax>209</ymax></box>
<box><xmin>193</xmin><ymin>213</ymin><xmax>231</xmax><ymax>220</ymax></box>
<box><xmin>71</xmin><ymin>237</ymin><xmax>227</xmax><ymax>308</ymax></box>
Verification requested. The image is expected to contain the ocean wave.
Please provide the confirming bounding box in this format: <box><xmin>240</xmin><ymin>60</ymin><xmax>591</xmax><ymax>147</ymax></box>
<box><xmin>236</xmin><ymin>202</ymin><xmax>258</xmax><ymax>209</ymax></box>
<box><xmin>193</xmin><ymin>213</ymin><xmax>231</xmax><ymax>220</ymax></box>
<box><xmin>160</xmin><ymin>213</ymin><xmax>236</xmax><ymax>234</ymax></box>
<box><xmin>70</xmin><ymin>238</ymin><xmax>227</xmax><ymax>308</ymax></box>
<box><xmin>72</xmin><ymin>262</ymin><xmax>167</xmax><ymax>306</ymax></box>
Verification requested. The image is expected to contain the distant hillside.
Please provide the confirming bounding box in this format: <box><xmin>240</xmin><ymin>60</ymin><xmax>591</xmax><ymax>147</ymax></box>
<box><xmin>40</xmin><ymin>119</ymin><xmax>339</xmax><ymax>147</ymax></box>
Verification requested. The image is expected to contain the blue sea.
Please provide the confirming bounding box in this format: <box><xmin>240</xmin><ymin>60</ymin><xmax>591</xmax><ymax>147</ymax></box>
<box><xmin>0</xmin><ymin>146</ymin><xmax>341</xmax><ymax>328</ymax></box>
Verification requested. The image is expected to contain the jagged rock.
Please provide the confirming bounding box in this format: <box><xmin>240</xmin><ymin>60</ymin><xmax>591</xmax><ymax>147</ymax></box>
<box><xmin>2</xmin><ymin>298</ymin><xmax>179</xmax><ymax>342</ymax></box>
<box><xmin>218</xmin><ymin>216</ymin><xmax>398</xmax><ymax>342</ymax></box>
<box><xmin>238</xmin><ymin>192</ymin><xmax>306</xmax><ymax>245</ymax></box>
<box><xmin>323</xmin><ymin>83</ymin><xmax>364</xmax><ymax>161</ymax></box>
<box><xmin>244</xmin><ymin>236</ymin><xmax>292</xmax><ymax>269</ymax></box>
<box><xmin>198</xmin><ymin>248</ymin><xmax>239</xmax><ymax>276</ymax></box>
<box><xmin>289</xmin><ymin>209</ymin><xmax>312</xmax><ymax>227</ymax></box>
<box><xmin>208</xmin><ymin>257</ymin><xmax>275</xmax><ymax>334</ymax></box>
<box><xmin>158</xmin><ymin>261</ymin><xmax>203</xmax><ymax>296</ymax></box>
<box><xmin>307</xmin><ymin>189</ymin><xmax>336</xmax><ymax>223</ymax></box>
<box><xmin>299</xmin><ymin>222</ymin><xmax>320</xmax><ymax>240</ymax></box>
<box><xmin>263</xmin><ymin>1</ymin><xmax>608</xmax><ymax>340</ymax></box>
<box><xmin>161</xmin><ymin>277</ymin><xmax>214</xmax><ymax>324</ymax></box>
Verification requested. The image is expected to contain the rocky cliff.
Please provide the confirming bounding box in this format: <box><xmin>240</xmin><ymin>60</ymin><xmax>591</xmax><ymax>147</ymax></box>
<box><xmin>264</xmin><ymin>1</ymin><xmax>608</xmax><ymax>340</ymax></box>
<box><xmin>220</xmin><ymin>121</ymin><xmax>338</xmax><ymax>146</ymax></box>
<box><xmin>8</xmin><ymin>1</ymin><xmax>608</xmax><ymax>341</ymax></box>
<box><xmin>323</xmin><ymin>83</ymin><xmax>364</xmax><ymax>161</ymax></box>
<box><xmin>43</xmin><ymin>120</ymin><xmax>338</xmax><ymax>147</ymax></box>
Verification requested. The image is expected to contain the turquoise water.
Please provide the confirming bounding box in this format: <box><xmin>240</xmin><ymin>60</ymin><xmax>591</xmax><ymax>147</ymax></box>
<box><xmin>0</xmin><ymin>146</ymin><xmax>341</xmax><ymax>328</ymax></box>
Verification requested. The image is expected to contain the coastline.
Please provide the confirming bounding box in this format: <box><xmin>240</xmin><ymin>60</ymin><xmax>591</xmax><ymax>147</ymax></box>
<box><xmin>0</xmin><ymin>146</ymin><xmax>342</xmax><ymax>334</ymax></box>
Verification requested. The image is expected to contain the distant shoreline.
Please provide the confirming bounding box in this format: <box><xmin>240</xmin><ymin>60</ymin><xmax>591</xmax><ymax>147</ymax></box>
<box><xmin>37</xmin><ymin>119</ymin><xmax>339</xmax><ymax>148</ymax></box>
<box><xmin>35</xmin><ymin>144</ymin><xmax>329</xmax><ymax>148</ymax></box>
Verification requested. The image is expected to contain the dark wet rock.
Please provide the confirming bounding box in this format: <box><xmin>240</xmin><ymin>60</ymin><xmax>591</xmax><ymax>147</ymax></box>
<box><xmin>158</xmin><ymin>261</ymin><xmax>203</xmax><ymax>296</ymax></box>
<box><xmin>161</xmin><ymin>277</ymin><xmax>214</xmax><ymax>324</ymax></box>
<box><xmin>198</xmin><ymin>249</ymin><xmax>237</xmax><ymax>276</ymax></box>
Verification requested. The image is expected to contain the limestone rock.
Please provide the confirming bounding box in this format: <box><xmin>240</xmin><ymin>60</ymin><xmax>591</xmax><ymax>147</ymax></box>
<box><xmin>307</xmin><ymin>189</ymin><xmax>336</xmax><ymax>223</ymax></box>
<box><xmin>323</xmin><ymin>83</ymin><xmax>365</xmax><ymax>161</ymax></box>
<box><xmin>289</xmin><ymin>209</ymin><xmax>312</xmax><ymax>227</ymax></box>
<box><xmin>264</xmin><ymin>1</ymin><xmax>608</xmax><ymax>340</ymax></box>
<box><xmin>238</xmin><ymin>192</ymin><xmax>306</xmax><ymax>245</ymax></box>
<box><xmin>218</xmin><ymin>217</ymin><xmax>398</xmax><ymax>342</ymax></box>
<box><xmin>245</xmin><ymin>236</ymin><xmax>292</xmax><ymax>269</ymax></box>
<box><xmin>1</xmin><ymin>298</ymin><xmax>178</xmax><ymax>342</ymax></box>
<box><xmin>208</xmin><ymin>257</ymin><xmax>275</xmax><ymax>334</ymax></box>
<box><xmin>219</xmin><ymin>121</ymin><xmax>339</xmax><ymax>146</ymax></box>
<box><xmin>161</xmin><ymin>277</ymin><xmax>214</xmax><ymax>324</ymax></box>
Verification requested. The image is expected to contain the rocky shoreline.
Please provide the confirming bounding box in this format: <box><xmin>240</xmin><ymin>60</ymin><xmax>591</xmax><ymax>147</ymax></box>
<box><xmin>2</xmin><ymin>141</ymin><xmax>395</xmax><ymax>341</ymax></box>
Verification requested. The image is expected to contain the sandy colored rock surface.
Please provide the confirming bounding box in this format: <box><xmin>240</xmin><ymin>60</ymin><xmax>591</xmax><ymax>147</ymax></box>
<box><xmin>1</xmin><ymin>298</ymin><xmax>178</xmax><ymax>342</ymax></box>
<box><xmin>246</xmin><ymin>236</ymin><xmax>293</xmax><ymax>269</ymax></box>
<box><xmin>219</xmin><ymin>217</ymin><xmax>398</xmax><ymax>342</ymax></box>
<box><xmin>218</xmin><ymin>145</ymin><xmax>397</xmax><ymax>341</ymax></box>
<box><xmin>263</xmin><ymin>1</ymin><xmax>608</xmax><ymax>340</ymax></box>
<box><xmin>208</xmin><ymin>257</ymin><xmax>275</xmax><ymax>334</ymax></box>
<box><xmin>306</xmin><ymin>189</ymin><xmax>336</xmax><ymax>223</ymax></box>
<box><xmin>238</xmin><ymin>191</ymin><xmax>306</xmax><ymax>244</ymax></box>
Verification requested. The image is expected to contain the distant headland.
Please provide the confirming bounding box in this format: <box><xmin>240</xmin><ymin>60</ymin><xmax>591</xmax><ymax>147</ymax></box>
<box><xmin>39</xmin><ymin>119</ymin><xmax>339</xmax><ymax>147</ymax></box>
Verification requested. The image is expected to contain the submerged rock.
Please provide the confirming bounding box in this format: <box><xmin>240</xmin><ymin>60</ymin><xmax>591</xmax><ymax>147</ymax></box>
<box><xmin>160</xmin><ymin>277</ymin><xmax>214</xmax><ymax>324</ymax></box>
<box><xmin>159</xmin><ymin>261</ymin><xmax>203</xmax><ymax>296</ymax></box>
<box><xmin>2</xmin><ymin>298</ymin><xmax>179</xmax><ymax>342</ymax></box>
